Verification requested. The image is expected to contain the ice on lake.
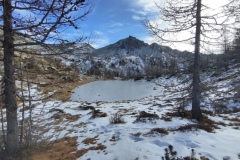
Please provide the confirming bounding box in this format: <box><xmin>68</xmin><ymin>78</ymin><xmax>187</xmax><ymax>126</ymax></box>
<box><xmin>71</xmin><ymin>80</ymin><xmax>163</xmax><ymax>102</ymax></box>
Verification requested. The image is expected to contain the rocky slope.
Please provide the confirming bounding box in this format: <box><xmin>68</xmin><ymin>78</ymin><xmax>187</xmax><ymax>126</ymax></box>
<box><xmin>72</xmin><ymin>36</ymin><xmax>196</xmax><ymax>78</ymax></box>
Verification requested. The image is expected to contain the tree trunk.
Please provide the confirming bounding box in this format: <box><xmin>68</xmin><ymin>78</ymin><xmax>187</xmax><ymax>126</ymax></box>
<box><xmin>3</xmin><ymin>0</ymin><xmax>19</xmax><ymax>155</ymax></box>
<box><xmin>192</xmin><ymin>0</ymin><xmax>203</xmax><ymax>121</ymax></box>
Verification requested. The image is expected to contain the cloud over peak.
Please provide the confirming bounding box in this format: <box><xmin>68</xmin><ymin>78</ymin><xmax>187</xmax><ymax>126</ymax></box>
<box><xmin>131</xmin><ymin>0</ymin><xmax>160</xmax><ymax>14</ymax></box>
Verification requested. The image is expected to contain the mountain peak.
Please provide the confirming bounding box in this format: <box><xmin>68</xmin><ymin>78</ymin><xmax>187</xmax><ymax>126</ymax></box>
<box><xmin>127</xmin><ymin>35</ymin><xmax>137</xmax><ymax>40</ymax></box>
<box><xmin>92</xmin><ymin>36</ymin><xmax>190</xmax><ymax>57</ymax></box>
<box><xmin>115</xmin><ymin>36</ymin><xmax>148</xmax><ymax>50</ymax></box>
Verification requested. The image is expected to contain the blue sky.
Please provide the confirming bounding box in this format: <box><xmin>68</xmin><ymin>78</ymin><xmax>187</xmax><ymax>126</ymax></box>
<box><xmin>11</xmin><ymin>0</ymin><xmax>231</xmax><ymax>53</ymax></box>
<box><xmin>76</xmin><ymin>0</ymin><xmax>232</xmax><ymax>53</ymax></box>
<box><xmin>80</xmin><ymin>0</ymin><xmax>159</xmax><ymax>48</ymax></box>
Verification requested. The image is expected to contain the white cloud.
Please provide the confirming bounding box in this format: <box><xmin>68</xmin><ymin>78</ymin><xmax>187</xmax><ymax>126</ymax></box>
<box><xmin>133</xmin><ymin>0</ymin><xmax>228</xmax><ymax>15</ymax></box>
<box><xmin>130</xmin><ymin>9</ymin><xmax>147</xmax><ymax>16</ymax></box>
<box><xmin>94</xmin><ymin>30</ymin><xmax>104</xmax><ymax>35</ymax></box>
<box><xmin>140</xmin><ymin>33</ymin><xmax>196</xmax><ymax>52</ymax></box>
<box><xmin>140</xmin><ymin>35</ymin><xmax>155</xmax><ymax>44</ymax></box>
<box><xmin>130</xmin><ymin>9</ymin><xmax>147</xmax><ymax>21</ymax></box>
<box><xmin>131</xmin><ymin>0</ymin><xmax>161</xmax><ymax>14</ymax></box>
<box><xmin>132</xmin><ymin>15</ymin><xmax>144</xmax><ymax>21</ymax></box>
<box><xmin>129</xmin><ymin>3</ymin><xmax>158</xmax><ymax>21</ymax></box>
<box><xmin>129</xmin><ymin>0</ymin><xmax>162</xmax><ymax>24</ymax></box>
<box><xmin>108</xmin><ymin>28</ymin><xmax>122</xmax><ymax>34</ymax></box>
<box><xmin>91</xmin><ymin>37</ymin><xmax>109</xmax><ymax>48</ymax></box>
<box><xmin>110</xmin><ymin>22</ymin><xmax>124</xmax><ymax>28</ymax></box>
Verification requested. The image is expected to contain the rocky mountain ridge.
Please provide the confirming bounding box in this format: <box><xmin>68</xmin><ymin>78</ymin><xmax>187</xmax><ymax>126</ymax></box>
<box><xmin>0</xmin><ymin>27</ymin><xmax>224</xmax><ymax>80</ymax></box>
<box><xmin>92</xmin><ymin>36</ymin><xmax>190</xmax><ymax>57</ymax></box>
<box><xmin>72</xmin><ymin>36</ymin><xmax>196</xmax><ymax>78</ymax></box>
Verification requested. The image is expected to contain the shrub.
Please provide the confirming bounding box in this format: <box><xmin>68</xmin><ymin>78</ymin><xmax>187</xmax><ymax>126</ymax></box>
<box><xmin>166</xmin><ymin>104</ymin><xmax>192</xmax><ymax>119</ymax></box>
<box><xmin>150</xmin><ymin>128</ymin><xmax>169</xmax><ymax>135</ymax></box>
<box><xmin>221</xmin><ymin>107</ymin><xmax>240</xmax><ymax>114</ymax></box>
<box><xmin>161</xmin><ymin>145</ymin><xmax>177</xmax><ymax>160</ymax></box>
<box><xmin>161</xmin><ymin>115</ymin><xmax>172</xmax><ymax>122</ymax></box>
<box><xmin>134</xmin><ymin>111</ymin><xmax>159</xmax><ymax>123</ymax></box>
<box><xmin>173</xmin><ymin>118</ymin><xmax>218</xmax><ymax>133</ymax></box>
<box><xmin>201</xmin><ymin>109</ymin><xmax>214</xmax><ymax>116</ymax></box>
<box><xmin>161</xmin><ymin>145</ymin><xmax>209</xmax><ymax>160</ymax></box>
<box><xmin>109</xmin><ymin>113</ymin><xmax>125</xmax><ymax>124</ymax></box>
<box><xmin>91</xmin><ymin>109</ymin><xmax>107</xmax><ymax>118</ymax></box>
<box><xmin>212</xmin><ymin>101</ymin><xmax>227</xmax><ymax>114</ymax></box>
<box><xmin>174</xmin><ymin>124</ymin><xmax>198</xmax><ymax>132</ymax></box>
<box><xmin>80</xmin><ymin>106</ymin><xmax>95</xmax><ymax>110</ymax></box>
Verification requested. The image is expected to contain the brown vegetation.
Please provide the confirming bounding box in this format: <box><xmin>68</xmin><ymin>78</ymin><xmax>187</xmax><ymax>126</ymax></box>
<box><xmin>147</xmin><ymin>128</ymin><xmax>169</xmax><ymax>135</ymax></box>
<box><xmin>82</xmin><ymin>136</ymin><xmax>99</xmax><ymax>145</ymax></box>
<box><xmin>109</xmin><ymin>113</ymin><xmax>125</xmax><ymax>124</ymax></box>
<box><xmin>29</xmin><ymin>137</ymin><xmax>79</xmax><ymax>160</ymax></box>
<box><xmin>172</xmin><ymin>117</ymin><xmax>224</xmax><ymax>133</ymax></box>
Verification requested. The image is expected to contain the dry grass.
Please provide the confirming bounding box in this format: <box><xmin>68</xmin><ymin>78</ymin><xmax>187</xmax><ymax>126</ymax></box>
<box><xmin>147</xmin><ymin>128</ymin><xmax>169</xmax><ymax>135</ymax></box>
<box><xmin>166</xmin><ymin>110</ymin><xmax>192</xmax><ymax>119</ymax></box>
<box><xmin>223</xmin><ymin>116</ymin><xmax>240</xmax><ymax>122</ymax></box>
<box><xmin>219</xmin><ymin>107</ymin><xmax>240</xmax><ymax>114</ymax></box>
<box><xmin>91</xmin><ymin>109</ymin><xmax>108</xmax><ymax>118</ymax></box>
<box><xmin>229</xmin><ymin>122</ymin><xmax>240</xmax><ymax>127</ymax></box>
<box><xmin>134</xmin><ymin>111</ymin><xmax>159</xmax><ymax>123</ymax></box>
<box><xmin>201</xmin><ymin>109</ymin><xmax>214</xmax><ymax>116</ymax></box>
<box><xmin>197</xmin><ymin>118</ymin><xmax>220</xmax><ymax>132</ymax></box>
<box><xmin>131</xmin><ymin>128</ymin><xmax>169</xmax><ymax>137</ymax></box>
<box><xmin>50</xmin><ymin>112</ymin><xmax>81</xmax><ymax>125</ymax></box>
<box><xmin>13</xmin><ymin>53</ymin><xmax>95</xmax><ymax>102</ymax></box>
<box><xmin>226</xmin><ymin>116</ymin><xmax>240</xmax><ymax>127</ymax></box>
<box><xmin>41</xmin><ymin>76</ymin><xmax>93</xmax><ymax>101</ymax></box>
<box><xmin>76</xmin><ymin>144</ymin><xmax>106</xmax><ymax>158</ymax></box>
<box><xmin>28</xmin><ymin>137</ymin><xmax>79</xmax><ymax>160</ymax></box>
<box><xmin>172</xmin><ymin>117</ymin><xmax>223</xmax><ymax>133</ymax></box>
<box><xmin>131</xmin><ymin>132</ymin><xmax>142</xmax><ymax>137</ymax></box>
<box><xmin>82</xmin><ymin>136</ymin><xmax>98</xmax><ymax>145</ymax></box>
<box><xmin>160</xmin><ymin>115</ymin><xmax>172</xmax><ymax>121</ymax></box>
<box><xmin>25</xmin><ymin>136</ymin><xmax>106</xmax><ymax>160</ymax></box>
<box><xmin>73</xmin><ymin>122</ymin><xmax>88</xmax><ymax>128</ymax></box>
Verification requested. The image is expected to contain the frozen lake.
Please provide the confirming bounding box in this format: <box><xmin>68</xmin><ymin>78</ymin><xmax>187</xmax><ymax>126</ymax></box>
<box><xmin>71</xmin><ymin>80</ymin><xmax>163</xmax><ymax>102</ymax></box>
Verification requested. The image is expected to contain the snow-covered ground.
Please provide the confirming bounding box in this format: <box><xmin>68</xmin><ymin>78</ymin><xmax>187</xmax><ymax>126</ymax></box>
<box><xmin>31</xmin><ymin>100</ymin><xmax>239</xmax><ymax>160</ymax></box>
<box><xmin>20</xmin><ymin>67</ymin><xmax>240</xmax><ymax>160</ymax></box>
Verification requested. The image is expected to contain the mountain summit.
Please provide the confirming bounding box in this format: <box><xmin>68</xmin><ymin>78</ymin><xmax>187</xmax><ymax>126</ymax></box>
<box><xmin>115</xmin><ymin>36</ymin><xmax>148</xmax><ymax>50</ymax></box>
<box><xmin>93</xmin><ymin>36</ymin><xmax>149</xmax><ymax>56</ymax></box>
<box><xmin>92</xmin><ymin>36</ymin><xmax>190</xmax><ymax>58</ymax></box>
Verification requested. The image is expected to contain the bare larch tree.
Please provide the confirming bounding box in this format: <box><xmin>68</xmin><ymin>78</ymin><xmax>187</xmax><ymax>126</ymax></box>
<box><xmin>0</xmin><ymin>0</ymin><xmax>93</xmax><ymax>156</ymax></box>
<box><xmin>144</xmin><ymin>0</ymin><xmax>234</xmax><ymax>120</ymax></box>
